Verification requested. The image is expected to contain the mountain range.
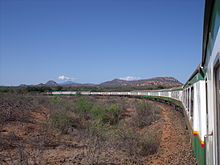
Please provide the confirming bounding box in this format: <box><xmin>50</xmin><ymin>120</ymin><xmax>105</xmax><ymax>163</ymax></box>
<box><xmin>41</xmin><ymin>77</ymin><xmax>182</xmax><ymax>88</ymax></box>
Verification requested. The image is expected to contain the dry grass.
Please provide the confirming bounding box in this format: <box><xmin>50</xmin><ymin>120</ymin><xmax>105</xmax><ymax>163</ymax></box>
<box><xmin>0</xmin><ymin>94</ymin><xmax>162</xmax><ymax>165</ymax></box>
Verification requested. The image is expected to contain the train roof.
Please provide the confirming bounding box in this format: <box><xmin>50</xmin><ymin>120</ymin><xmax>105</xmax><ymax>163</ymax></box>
<box><xmin>132</xmin><ymin>87</ymin><xmax>183</xmax><ymax>92</ymax></box>
<box><xmin>184</xmin><ymin>65</ymin><xmax>205</xmax><ymax>88</ymax></box>
<box><xmin>184</xmin><ymin>0</ymin><xmax>219</xmax><ymax>88</ymax></box>
<box><xmin>202</xmin><ymin>0</ymin><xmax>219</xmax><ymax>66</ymax></box>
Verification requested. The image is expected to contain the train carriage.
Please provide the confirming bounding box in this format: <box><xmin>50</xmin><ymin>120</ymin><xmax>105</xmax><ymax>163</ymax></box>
<box><xmin>182</xmin><ymin>66</ymin><xmax>207</xmax><ymax>165</ymax></box>
<box><xmin>201</xmin><ymin>0</ymin><xmax>220</xmax><ymax>164</ymax></box>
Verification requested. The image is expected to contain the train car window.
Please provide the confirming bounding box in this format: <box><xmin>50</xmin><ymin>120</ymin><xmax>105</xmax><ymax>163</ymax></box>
<box><xmin>191</xmin><ymin>87</ymin><xmax>194</xmax><ymax>118</ymax></box>
<box><xmin>186</xmin><ymin>89</ymin><xmax>188</xmax><ymax>109</ymax></box>
<box><xmin>205</xmin><ymin>80</ymin><xmax>209</xmax><ymax>133</ymax></box>
<box><xmin>215</xmin><ymin>65</ymin><xmax>220</xmax><ymax>163</ymax></box>
<box><xmin>188</xmin><ymin>88</ymin><xmax>190</xmax><ymax>113</ymax></box>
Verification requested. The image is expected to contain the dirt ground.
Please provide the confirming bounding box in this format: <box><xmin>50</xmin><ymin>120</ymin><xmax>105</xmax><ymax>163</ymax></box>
<box><xmin>145</xmin><ymin>102</ymin><xmax>197</xmax><ymax>165</ymax></box>
<box><xmin>0</xmin><ymin>96</ymin><xmax>197</xmax><ymax>165</ymax></box>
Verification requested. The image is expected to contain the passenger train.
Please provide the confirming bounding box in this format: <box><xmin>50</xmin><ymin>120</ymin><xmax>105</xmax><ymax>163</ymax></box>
<box><xmin>49</xmin><ymin>0</ymin><xmax>220</xmax><ymax>164</ymax></box>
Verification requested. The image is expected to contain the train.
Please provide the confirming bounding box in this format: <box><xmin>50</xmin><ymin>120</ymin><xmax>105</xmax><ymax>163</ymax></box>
<box><xmin>48</xmin><ymin>0</ymin><xmax>220</xmax><ymax>164</ymax></box>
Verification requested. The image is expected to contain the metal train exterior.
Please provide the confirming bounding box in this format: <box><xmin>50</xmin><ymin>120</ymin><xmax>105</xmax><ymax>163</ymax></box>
<box><xmin>49</xmin><ymin>0</ymin><xmax>220</xmax><ymax>164</ymax></box>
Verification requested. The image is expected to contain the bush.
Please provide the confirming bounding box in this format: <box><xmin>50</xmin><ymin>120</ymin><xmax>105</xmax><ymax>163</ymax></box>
<box><xmin>49</xmin><ymin>109</ymin><xmax>71</xmax><ymax>133</ymax></box>
<box><xmin>116</xmin><ymin>126</ymin><xmax>160</xmax><ymax>160</ymax></box>
<box><xmin>49</xmin><ymin>96</ymin><xmax>64</xmax><ymax>105</ymax></box>
<box><xmin>48</xmin><ymin>96</ymin><xmax>79</xmax><ymax>133</ymax></box>
<box><xmin>0</xmin><ymin>94</ymin><xmax>34</xmax><ymax>123</ymax></box>
<box><xmin>25</xmin><ymin>86</ymin><xmax>52</xmax><ymax>93</ymax></box>
<box><xmin>91</xmin><ymin>104</ymin><xmax>105</xmax><ymax>121</ymax></box>
<box><xmin>0</xmin><ymin>87</ymin><xmax>10</xmax><ymax>93</ymax></box>
<box><xmin>139</xmin><ymin>135</ymin><xmax>160</xmax><ymax>156</ymax></box>
<box><xmin>133</xmin><ymin>101</ymin><xmax>161</xmax><ymax>128</ymax></box>
<box><xmin>104</xmin><ymin>104</ymin><xmax>122</xmax><ymax>125</ymax></box>
<box><xmin>48</xmin><ymin>96</ymin><xmax>74</xmax><ymax>112</ymax></box>
<box><xmin>91</xmin><ymin>104</ymin><xmax>122</xmax><ymax>125</ymax></box>
<box><xmin>75</xmin><ymin>97</ymin><xmax>93</xmax><ymax>119</ymax></box>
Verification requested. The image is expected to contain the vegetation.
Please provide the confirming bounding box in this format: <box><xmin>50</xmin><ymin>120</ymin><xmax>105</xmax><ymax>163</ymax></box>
<box><xmin>133</xmin><ymin>101</ymin><xmax>161</xmax><ymax>128</ymax></box>
<box><xmin>0</xmin><ymin>94</ymin><xmax>35</xmax><ymax>123</ymax></box>
<box><xmin>91</xmin><ymin>104</ymin><xmax>122</xmax><ymax>125</ymax></box>
<box><xmin>49</xmin><ymin>108</ymin><xmax>71</xmax><ymax>133</ymax></box>
<box><xmin>0</xmin><ymin>94</ymin><xmax>162</xmax><ymax>165</ymax></box>
<box><xmin>74</xmin><ymin>97</ymin><xmax>93</xmax><ymax>119</ymax></box>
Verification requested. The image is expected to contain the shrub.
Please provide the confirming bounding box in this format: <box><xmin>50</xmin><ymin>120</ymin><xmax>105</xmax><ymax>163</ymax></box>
<box><xmin>89</xmin><ymin>120</ymin><xmax>113</xmax><ymax>139</ymax></box>
<box><xmin>75</xmin><ymin>97</ymin><xmax>93</xmax><ymax>119</ymax></box>
<box><xmin>49</xmin><ymin>109</ymin><xmax>71</xmax><ymax>133</ymax></box>
<box><xmin>139</xmin><ymin>135</ymin><xmax>160</xmax><ymax>156</ymax></box>
<box><xmin>0</xmin><ymin>94</ymin><xmax>34</xmax><ymax>123</ymax></box>
<box><xmin>49</xmin><ymin>96</ymin><xmax>65</xmax><ymax>105</ymax></box>
<box><xmin>104</xmin><ymin>104</ymin><xmax>122</xmax><ymax>125</ymax></box>
<box><xmin>0</xmin><ymin>87</ymin><xmax>10</xmax><ymax>93</ymax></box>
<box><xmin>91</xmin><ymin>104</ymin><xmax>106</xmax><ymax>121</ymax></box>
<box><xmin>48</xmin><ymin>96</ymin><xmax>74</xmax><ymax>112</ymax></box>
<box><xmin>54</xmin><ymin>86</ymin><xmax>63</xmax><ymax>91</ymax></box>
<box><xmin>91</xmin><ymin>104</ymin><xmax>122</xmax><ymax>125</ymax></box>
<box><xmin>116</xmin><ymin>128</ymin><xmax>140</xmax><ymax>156</ymax></box>
<box><xmin>133</xmin><ymin>101</ymin><xmax>161</xmax><ymax>128</ymax></box>
<box><xmin>25</xmin><ymin>86</ymin><xmax>52</xmax><ymax>93</ymax></box>
<box><xmin>116</xmin><ymin>126</ymin><xmax>160</xmax><ymax>160</ymax></box>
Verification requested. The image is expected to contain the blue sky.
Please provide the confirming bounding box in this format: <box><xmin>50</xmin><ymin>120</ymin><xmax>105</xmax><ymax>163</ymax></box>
<box><xmin>0</xmin><ymin>0</ymin><xmax>205</xmax><ymax>86</ymax></box>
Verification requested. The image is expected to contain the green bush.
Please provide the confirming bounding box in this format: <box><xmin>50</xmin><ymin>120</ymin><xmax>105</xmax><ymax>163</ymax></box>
<box><xmin>89</xmin><ymin>120</ymin><xmax>113</xmax><ymax>139</ymax></box>
<box><xmin>25</xmin><ymin>86</ymin><xmax>52</xmax><ymax>93</ymax></box>
<box><xmin>49</xmin><ymin>109</ymin><xmax>71</xmax><ymax>133</ymax></box>
<box><xmin>91</xmin><ymin>104</ymin><xmax>106</xmax><ymax>121</ymax></box>
<box><xmin>75</xmin><ymin>97</ymin><xmax>93</xmax><ymax>119</ymax></box>
<box><xmin>0</xmin><ymin>87</ymin><xmax>10</xmax><ymax>93</ymax></box>
<box><xmin>49</xmin><ymin>96</ymin><xmax>65</xmax><ymax>105</ymax></box>
<box><xmin>91</xmin><ymin>104</ymin><xmax>122</xmax><ymax>125</ymax></box>
<box><xmin>104</xmin><ymin>104</ymin><xmax>122</xmax><ymax>125</ymax></box>
<box><xmin>48</xmin><ymin>96</ymin><xmax>74</xmax><ymax>112</ymax></box>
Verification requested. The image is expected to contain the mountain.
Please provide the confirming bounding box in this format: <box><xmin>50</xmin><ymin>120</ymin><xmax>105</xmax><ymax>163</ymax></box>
<box><xmin>45</xmin><ymin>80</ymin><xmax>58</xmax><ymax>86</ymax></box>
<box><xmin>99</xmin><ymin>79</ymin><xmax>130</xmax><ymax>87</ymax></box>
<box><xmin>99</xmin><ymin>77</ymin><xmax>182</xmax><ymax>88</ymax></box>
<box><xmin>27</xmin><ymin>76</ymin><xmax>182</xmax><ymax>88</ymax></box>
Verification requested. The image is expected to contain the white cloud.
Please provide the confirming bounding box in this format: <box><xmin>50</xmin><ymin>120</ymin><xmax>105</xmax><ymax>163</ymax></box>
<box><xmin>58</xmin><ymin>75</ymin><xmax>74</xmax><ymax>81</ymax></box>
<box><xmin>119</xmin><ymin>76</ymin><xmax>141</xmax><ymax>81</ymax></box>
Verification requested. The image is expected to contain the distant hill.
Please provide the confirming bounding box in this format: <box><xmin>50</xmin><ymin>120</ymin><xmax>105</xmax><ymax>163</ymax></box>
<box><xmin>20</xmin><ymin>77</ymin><xmax>182</xmax><ymax>89</ymax></box>
<box><xmin>99</xmin><ymin>77</ymin><xmax>182</xmax><ymax>88</ymax></box>
<box><xmin>45</xmin><ymin>80</ymin><xmax>58</xmax><ymax>86</ymax></box>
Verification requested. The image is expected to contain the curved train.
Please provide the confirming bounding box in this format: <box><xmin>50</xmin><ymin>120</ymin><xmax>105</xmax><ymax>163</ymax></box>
<box><xmin>49</xmin><ymin>0</ymin><xmax>220</xmax><ymax>164</ymax></box>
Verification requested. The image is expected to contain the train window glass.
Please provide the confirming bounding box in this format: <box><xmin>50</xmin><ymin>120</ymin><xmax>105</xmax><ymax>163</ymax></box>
<box><xmin>191</xmin><ymin>87</ymin><xmax>194</xmax><ymax>118</ymax></box>
<box><xmin>205</xmin><ymin>80</ymin><xmax>209</xmax><ymax>133</ymax></box>
<box><xmin>186</xmin><ymin>89</ymin><xmax>188</xmax><ymax>109</ymax></box>
<box><xmin>187</xmin><ymin>90</ymin><xmax>188</xmax><ymax>108</ymax></box>
<box><xmin>215</xmin><ymin>65</ymin><xmax>220</xmax><ymax>163</ymax></box>
<box><xmin>188</xmin><ymin>88</ymin><xmax>190</xmax><ymax>113</ymax></box>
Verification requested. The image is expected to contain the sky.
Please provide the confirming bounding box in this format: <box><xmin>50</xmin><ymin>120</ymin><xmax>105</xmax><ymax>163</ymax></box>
<box><xmin>0</xmin><ymin>0</ymin><xmax>205</xmax><ymax>86</ymax></box>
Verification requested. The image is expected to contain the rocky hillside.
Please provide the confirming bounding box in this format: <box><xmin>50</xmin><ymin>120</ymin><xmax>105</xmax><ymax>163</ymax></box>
<box><xmin>21</xmin><ymin>77</ymin><xmax>182</xmax><ymax>89</ymax></box>
<box><xmin>45</xmin><ymin>80</ymin><xmax>58</xmax><ymax>86</ymax></box>
<box><xmin>99</xmin><ymin>77</ymin><xmax>182</xmax><ymax>88</ymax></box>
